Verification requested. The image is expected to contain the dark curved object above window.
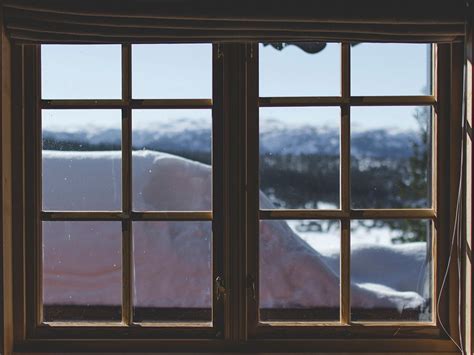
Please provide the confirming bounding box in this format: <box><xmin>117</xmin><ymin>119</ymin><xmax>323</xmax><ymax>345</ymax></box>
<box><xmin>263</xmin><ymin>42</ymin><xmax>360</xmax><ymax>54</ymax></box>
<box><xmin>263</xmin><ymin>42</ymin><xmax>327</xmax><ymax>54</ymax></box>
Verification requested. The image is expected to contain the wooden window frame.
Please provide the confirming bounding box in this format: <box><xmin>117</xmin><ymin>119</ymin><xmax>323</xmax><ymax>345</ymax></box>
<box><xmin>3</xmin><ymin>42</ymin><xmax>465</xmax><ymax>354</ymax></box>
<box><xmin>18</xmin><ymin>44</ymin><xmax>227</xmax><ymax>341</ymax></box>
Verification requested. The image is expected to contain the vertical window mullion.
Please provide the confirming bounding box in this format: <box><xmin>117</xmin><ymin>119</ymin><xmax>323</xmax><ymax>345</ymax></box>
<box><xmin>121</xmin><ymin>44</ymin><xmax>133</xmax><ymax>326</ymax></box>
<box><xmin>434</xmin><ymin>43</ymin><xmax>451</xmax><ymax>330</ymax></box>
<box><xmin>219</xmin><ymin>43</ymin><xmax>252</xmax><ymax>340</ymax></box>
<box><xmin>212</xmin><ymin>42</ymin><xmax>226</xmax><ymax>336</ymax></box>
<box><xmin>340</xmin><ymin>43</ymin><xmax>351</xmax><ymax>325</ymax></box>
<box><xmin>35</xmin><ymin>45</ymin><xmax>44</xmax><ymax>327</ymax></box>
<box><xmin>246</xmin><ymin>42</ymin><xmax>260</xmax><ymax>338</ymax></box>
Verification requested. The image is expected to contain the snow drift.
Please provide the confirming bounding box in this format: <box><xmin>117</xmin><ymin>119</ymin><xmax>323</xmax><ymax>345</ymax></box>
<box><xmin>42</xmin><ymin>150</ymin><xmax>430</xmax><ymax>315</ymax></box>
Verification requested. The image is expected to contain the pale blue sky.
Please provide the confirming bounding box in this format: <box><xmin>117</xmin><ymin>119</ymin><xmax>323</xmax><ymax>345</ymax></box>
<box><xmin>41</xmin><ymin>43</ymin><xmax>431</xmax><ymax>132</ymax></box>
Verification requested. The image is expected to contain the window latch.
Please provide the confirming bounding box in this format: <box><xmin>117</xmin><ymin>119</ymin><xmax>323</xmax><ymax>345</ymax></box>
<box><xmin>215</xmin><ymin>276</ymin><xmax>227</xmax><ymax>300</ymax></box>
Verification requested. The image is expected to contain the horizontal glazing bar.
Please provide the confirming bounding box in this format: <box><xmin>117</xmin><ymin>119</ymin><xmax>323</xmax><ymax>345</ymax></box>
<box><xmin>350</xmin><ymin>209</ymin><xmax>435</xmax><ymax>219</ymax></box>
<box><xmin>41</xmin><ymin>97</ymin><xmax>434</xmax><ymax>109</ymax></box>
<box><xmin>41</xmin><ymin>211</ymin><xmax>213</xmax><ymax>221</ymax></box>
<box><xmin>41</xmin><ymin>211</ymin><xmax>125</xmax><ymax>220</ymax></box>
<box><xmin>41</xmin><ymin>99</ymin><xmax>124</xmax><ymax>109</ymax></box>
<box><xmin>259</xmin><ymin>209</ymin><xmax>348</xmax><ymax>219</ymax></box>
<box><xmin>41</xmin><ymin>99</ymin><xmax>213</xmax><ymax>109</ymax></box>
<box><xmin>349</xmin><ymin>96</ymin><xmax>436</xmax><ymax>106</ymax></box>
<box><xmin>259</xmin><ymin>97</ymin><xmax>343</xmax><ymax>107</ymax></box>
<box><xmin>130</xmin><ymin>211</ymin><xmax>212</xmax><ymax>220</ymax></box>
<box><xmin>41</xmin><ymin>321</ymin><xmax>213</xmax><ymax>328</ymax></box>
<box><xmin>258</xmin><ymin>321</ymin><xmax>435</xmax><ymax>327</ymax></box>
<box><xmin>259</xmin><ymin>96</ymin><xmax>435</xmax><ymax>107</ymax></box>
<box><xmin>259</xmin><ymin>209</ymin><xmax>435</xmax><ymax>220</ymax></box>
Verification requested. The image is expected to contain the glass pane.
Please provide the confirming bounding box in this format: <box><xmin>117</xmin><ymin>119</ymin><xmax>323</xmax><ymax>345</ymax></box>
<box><xmin>42</xmin><ymin>110</ymin><xmax>122</xmax><ymax>211</ymax></box>
<box><xmin>133</xmin><ymin>221</ymin><xmax>212</xmax><ymax>323</ymax></box>
<box><xmin>41</xmin><ymin>45</ymin><xmax>121</xmax><ymax>99</ymax></box>
<box><xmin>132</xmin><ymin>44</ymin><xmax>212</xmax><ymax>99</ymax></box>
<box><xmin>260</xmin><ymin>42</ymin><xmax>341</xmax><ymax>97</ymax></box>
<box><xmin>351</xmin><ymin>43</ymin><xmax>432</xmax><ymax>96</ymax></box>
<box><xmin>260</xmin><ymin>220</ymin><xmax>340</xmax><ymax>322</ymax></box>
<box><xmin>260</xmin><ymin>107</ymin><xmax>340</xmax><ymax>209</ymax></box>
<box><xmin>132</xmin><ymin>109</ymin><xmax>212</xmax><ymax>211</ymax></box>
<box><xmin>43</xmin><ymin>221</ymin><xmax>122</xmax><ymax>322</ymax></box>
<box><xmin>350</xmin><ymin>219</ymin><xmax>432</xmax><ymax>321</ymax></box>
<box><xmin>351</xmin><ymin>106</ymin><xmax>432</xmax><ymax>209</ymax></box>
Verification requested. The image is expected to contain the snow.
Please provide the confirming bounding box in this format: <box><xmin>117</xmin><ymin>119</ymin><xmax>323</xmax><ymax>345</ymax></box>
<box><xmin>42</xmin><ymin>150</ymin><xmax>429</xmax><ymax>315</ymax></box>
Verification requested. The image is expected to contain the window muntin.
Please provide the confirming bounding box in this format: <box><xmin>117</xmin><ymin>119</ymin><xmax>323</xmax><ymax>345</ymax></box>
<box><xmin>38</xmin><ymin>44</ymin><xmax>218</xmax><ymax>330</ymax></box>
<box><xmin>255</xmin><ymin>42</ymin><xmax>435</xmax><ymax>328</ymax></box>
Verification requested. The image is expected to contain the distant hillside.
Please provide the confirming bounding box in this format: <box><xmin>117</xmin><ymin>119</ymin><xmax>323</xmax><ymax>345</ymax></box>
<box><xmin>43</xmin><ymin>118</ymin><xmax>420</xmax><ymax>159</ymax></box>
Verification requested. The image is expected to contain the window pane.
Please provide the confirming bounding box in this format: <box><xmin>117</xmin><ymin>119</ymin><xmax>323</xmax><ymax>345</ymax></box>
<box><xmin>351</xmin><ymin>106</ymin><xmax>432</xmax><ymax>209</ymax></box>
<box><xmin>132</xmin><ymin>44</ymin><xmax>212</xmax><ymax>99</ymax></box>
<box><xmin>260</xmin><ymin>220</ymin><xmax>340</xmax><ymax>322</ymax></box>
<box><xmin>351</xmin><ymin>43</ymin><xmax>432</xmax><ymax>96</ymax></box>
<box><xmin>41</xmin><ymin>45</ymin><xmax>121</xmax><ymax>99</ymax></box>
<box><xmin>260</xmin><ymin>107</ymin><xmax>340</xmax><ymax>209</ymax></box>
<box><xmin>350</xmin><ymin>219</ymin><xmax>432</xmax><ymax>321</ymax></box>
<box><xmin>133</xmin><ymin>221</ymin><xmax>212</xmax><ymax>323</ymax></box>
<box><xmin>260</xmin><ymin>42</ymin><xmax>341</xmax><ymax>97</ymax></box>
<box><xmin>132</xmin><ymin>109</ymin><xmax>212</xmax><ymax>211</ymax></box>
<box><xmin>43</xmin><ymin>221</ymin><xmax>122</xmax><ymax>322</ymax></box>
<box><xmin>42</xmin><ymin>110</ymin><xmax>122</xmax><ymax>211</ymax></box>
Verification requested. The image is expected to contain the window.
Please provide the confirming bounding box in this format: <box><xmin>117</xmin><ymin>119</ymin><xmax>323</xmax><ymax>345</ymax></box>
<box><xmin>252</xmin><ymin>43</ymin><xmax>435</xmax><ymax>332</ymax></box>
<box><xmin>9</xmin><ymin>41</ymin><xmax>463</xmax><ymax>353</ymax></box>
<box><xmin>34</xmin><ymin>43</ymin><xmax>222</xmax><ymax>338</ymax></box>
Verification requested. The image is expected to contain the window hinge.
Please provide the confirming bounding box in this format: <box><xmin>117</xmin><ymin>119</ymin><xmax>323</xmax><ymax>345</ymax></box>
<box><xmin>215</xmin><ymin>276</ymin><xmax>227</xmax><ymax>300</ymax></box>
<box><xmin>247</xmin><ymin>274</ymin><xmax>256</xmax><ymax>300</ymax></box>
<box><xmin>217</xmin><ymin>44</ymin><xmax>224</xmax><ymax>59</ymax></box>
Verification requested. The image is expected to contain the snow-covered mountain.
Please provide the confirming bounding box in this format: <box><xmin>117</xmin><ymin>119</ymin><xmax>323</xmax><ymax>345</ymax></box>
<box><xmin>42</xmin><ymin>118</ymin><xmax>420</xmax><ymax>158</ymax></box>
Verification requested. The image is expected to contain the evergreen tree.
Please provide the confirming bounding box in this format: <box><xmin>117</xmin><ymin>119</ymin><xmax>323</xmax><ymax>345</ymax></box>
<box><xmin>391</xmin><ymin>106</ymin><xmax>431</xmax><ymax>243</ymax></box>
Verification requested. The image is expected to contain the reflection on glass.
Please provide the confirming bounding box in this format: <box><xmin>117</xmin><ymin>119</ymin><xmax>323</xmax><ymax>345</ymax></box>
<box><xmin>42</xmin><ymin>221</ymin><xmax>122</xmax><ymax>322</ymax></box>
<box><xmin>41</xmin><ymin>45</ymin><xmax>121</xmax><ymax>99</ymax></box>
<box><xmin>260</xmin><ymin>107</ymin><xmax>340</xmax><ymax>209</ymax></box>
<box><xmin>259</xmin><ymin>42</ymin><xmax>341</xmax><ymax>97</ymax></box>
<box><xmin>351</xmin><ymin>43</ymin><xmax>432</xmax><ymax>96</ymax></box>
<box><xmin>259</xmin><ymin>220</ymin><xmax>340</xmax><ymax>322</ymax></box>
<box><xmin>351</xmin><ymin>106</ymin><xmax>432</xmax><ymax>209</ymax></box>
<box><xmin>42</xmin><ymin>110</ymin><xmax>122</xmax><ymax>211</ymax></box>
<box><xmin>133</xmin><ymin>221</ymin><xmax>212</xmax><ymax>323</ymax></box>
<box><xmin>132</xmin><ymin>44</ymin><xmax>212</xmax><ymax>99</ymax></box>
<box><xmin>132</xmin><ymin>109</ymin><xmax>212</xmax><ymax>211</ymax></box>
<box><xmin>350</xmin><ymin>219</ymin><xmax>432</xmax><ymax>321</ymax></box>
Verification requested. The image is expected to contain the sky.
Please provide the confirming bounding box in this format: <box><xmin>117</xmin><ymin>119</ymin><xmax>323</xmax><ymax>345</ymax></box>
<box><xmin>41</xmin><ymin>42</ymin><xmax>432</xmax><ymax>133</ymax></box>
